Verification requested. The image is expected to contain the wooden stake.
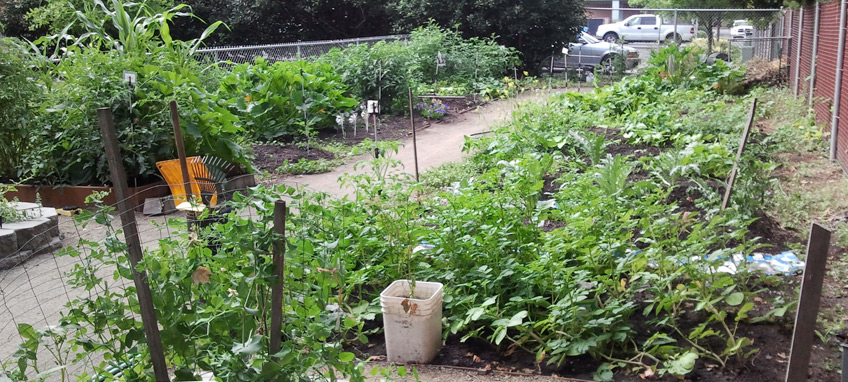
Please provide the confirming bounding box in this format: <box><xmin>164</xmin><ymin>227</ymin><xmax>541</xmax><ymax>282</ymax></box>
<box><xmin>169</xmin><ymin>100</ymin><xmax>193</xmax><ymax>205</ymax></box>
<box><xmin>785</xmin><ymin>223</ymin><xmax>832</xmax><ymax>382</ymax></box>
<box><xmin>269</xmin><ymin>201</ymin><xmax>286</xmax><ymax>357</ymax></box>
<box><xmin>98</xmin><ymin>108</ymin><xmax>170</xmax><ymax>382</ymax></box>
<box><xmin>408</xmin><ymin>87</ymin><xmax>420</xmax><ymax>182</ymax></box>
<box><xmin>721</xmin><ymin>97</ymin><xmax>757</xmax><ymax>210</ymax></box>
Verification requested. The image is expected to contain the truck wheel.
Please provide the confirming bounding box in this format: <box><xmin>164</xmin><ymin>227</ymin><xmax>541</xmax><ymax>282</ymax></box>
<box><xmin>600</xmin><ymin>55</ymin><xmax>617</xmax><ymax>74</ymax></box>
<box><xmin>603</xmin><ymin>32</ymin><xmax>619</xmax><ymax>43</ymax></box>
<box><xmin>665</xmin><ymin>33</ymin><xmax>682</xmax><ymax>44</ymax></box>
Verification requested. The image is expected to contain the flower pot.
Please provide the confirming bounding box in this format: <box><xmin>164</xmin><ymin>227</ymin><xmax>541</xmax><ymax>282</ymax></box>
<box><xmin>380</xmin><ymin>280</ymin><xmax>443</xmax><ymax>364</ymax></box>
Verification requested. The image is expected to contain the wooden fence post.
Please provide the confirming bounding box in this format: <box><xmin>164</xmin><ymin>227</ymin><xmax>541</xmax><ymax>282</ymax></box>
<box><xmin>269</xmin><ymin>201</ymin><xmax>286</xmax><ymax>356</ymax></box>
<box><xmin>169</xmin><ymin>101</ymin><xmax>193</xmax><ymax>207</ymax></box>
<box><xmin>721</xmin><ymin>98</ymin><xmax>757</xmax><ymax>211</ymax></box>
<box><xmin>408</xmin><ymin>87</ymin><xmax>420</xmax><ymax>183</ymax></box>
<box><xmin>785</xmin><ymin>223</ymin><xmax>832</xmax><ymax>382</ymax></box>
<box><xmin>98</xmin><ymin>108</ymin><xmax>170</xmax><ymax>381</ymax></box>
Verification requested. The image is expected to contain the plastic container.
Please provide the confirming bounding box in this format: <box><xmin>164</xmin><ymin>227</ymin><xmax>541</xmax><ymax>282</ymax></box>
<box><xmin>380</xmin><ymin>280</ymin><xmax>444</xmax><ymax>364</ymax></box>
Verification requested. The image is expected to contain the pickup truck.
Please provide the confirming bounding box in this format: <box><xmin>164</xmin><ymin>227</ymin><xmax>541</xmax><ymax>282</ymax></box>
<box><xmin>595</xmin><ymin>14</ymin><xmax>695</xmax><ymax>43</ymax></box>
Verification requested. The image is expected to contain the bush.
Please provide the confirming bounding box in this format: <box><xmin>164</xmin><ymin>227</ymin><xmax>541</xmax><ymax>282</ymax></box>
<box><xmin>30</xmin><ymin>48</ymin><xmax>178</xmax><ymax>185</ymax></box>
<box><xmin>21</xmin><ymin>0</ymin><xmax>249</xmax><ymax>185</ymax></box>
<box><xmin>218</xmin><ymin>58</ymin><xmax>357</xmax><ymax>141</ymax></box>
<box><xmin>0</xmin><ymin>38</ymin><xmax>42</xmax><ymax>180</ymax></box>
<box><xmin>320</xmin><ymin>24</ymin><xmax>519</xmax><ymax>114</ymax></box>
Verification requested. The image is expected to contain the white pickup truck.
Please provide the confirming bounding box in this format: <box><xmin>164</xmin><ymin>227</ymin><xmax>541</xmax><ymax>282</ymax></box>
<box><xmin>596</xmin><ymin>14</ymin><xmax>695</xmax><ymax>43</ymax></box>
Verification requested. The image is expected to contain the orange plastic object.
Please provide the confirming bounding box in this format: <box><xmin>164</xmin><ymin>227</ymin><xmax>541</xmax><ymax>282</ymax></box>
<box><xmin>155</xmin><ymin>157</ymin><xmax>218</xmax><ymax>206</ymax></box>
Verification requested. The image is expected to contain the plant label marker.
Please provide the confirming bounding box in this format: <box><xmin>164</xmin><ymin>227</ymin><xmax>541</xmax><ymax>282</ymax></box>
<box><xmin>367</xmin><ymin>100</ymin><xmax>380</xmax><ymax>114</ymax></box>
<box><xmin>122</xmin><ymin>70</ymin><xmax>137</xmax><ymax>86</ymax></box>
<box><xmin>98</xmin><ymin>108</ymin><xmax>170</xmax><ymax>382</ymax></box>
<box><xmin>785</xmin><ymin>223</ymin><xmax>831</xmax><ymax>382</ymax></box>
<box><xmin>721</xmin><ymin>97</ymin><xmax>757</xmax><ymax>211</ymax></box>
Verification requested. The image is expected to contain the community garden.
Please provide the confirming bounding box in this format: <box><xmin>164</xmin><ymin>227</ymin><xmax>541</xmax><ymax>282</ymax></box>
<box><xmin>1</xmin><ymin>1</ymin><xmax>848</xmax><ymax>382</ymax></box>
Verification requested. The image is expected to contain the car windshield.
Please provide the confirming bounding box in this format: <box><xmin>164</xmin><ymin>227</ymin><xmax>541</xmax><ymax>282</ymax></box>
<box><xmin>733</xmin><ymin>20</ymin><xmax>750</xmax><ymax>27</ymax></box>
<box><xmin>581</xmin><ymin>32</ymin><xmax>600</xmax><ymax>44</ymax></box>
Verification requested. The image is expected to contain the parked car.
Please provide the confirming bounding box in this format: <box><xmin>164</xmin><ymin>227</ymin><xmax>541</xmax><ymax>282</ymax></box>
<box><xmin>596</xmin><ymin>14</ymin><xmax>695</xmax><ymax>43</ymax></box>
<box><xmin>731</xmin><ymin>20</ymin><xmax>754</xmax><ymax>38</ymax></box>
<box><xmin>539</xmin><ymin>32</ymin><xmax>640</xmax><ymax>74</ymax></box>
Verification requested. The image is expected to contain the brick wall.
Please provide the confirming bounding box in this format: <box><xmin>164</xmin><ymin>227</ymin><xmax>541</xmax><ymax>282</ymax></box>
<box><xmin>787</xmin><ymin>1</ymin><xmax>848</xmax><ymax>174</ymax></box>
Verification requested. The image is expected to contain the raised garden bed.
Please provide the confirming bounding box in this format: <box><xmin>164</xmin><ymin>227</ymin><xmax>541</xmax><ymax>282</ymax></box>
<box><xmin>0</xmin><ymin>202</ymin><xmax>61</xmax><ymax>269</ymax></box>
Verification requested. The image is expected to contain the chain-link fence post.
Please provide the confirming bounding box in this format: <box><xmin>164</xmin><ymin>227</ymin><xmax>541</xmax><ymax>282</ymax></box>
<box><xmin>809</xmin><ymin>2</ymin><xmax>821</xmax><ymax>105</ymax></box>
<box><xmin>794</xmin><ymin>8</ymin><xmax>804</xmax><ymax>97</ymax></box>
<box><xmin>830</xmin><ymin>0</ymin><xmax>848</xmax><ymax>161</ymax></box>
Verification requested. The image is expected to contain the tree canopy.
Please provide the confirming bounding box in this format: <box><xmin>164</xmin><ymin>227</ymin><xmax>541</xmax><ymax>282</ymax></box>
<box><xmin>1</xmin><ymin>0</ymin><xmax>586</xmax><ymax>69</ymax></box>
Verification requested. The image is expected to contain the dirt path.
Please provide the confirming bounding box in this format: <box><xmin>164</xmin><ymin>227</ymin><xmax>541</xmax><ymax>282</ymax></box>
<box><xmin>272</xmin><ymin>88</ymin><xmax>566</xmax><ymax>197</ymax></box>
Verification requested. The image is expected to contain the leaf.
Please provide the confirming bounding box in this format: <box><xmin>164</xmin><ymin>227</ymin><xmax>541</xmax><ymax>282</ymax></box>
<box><xmin>467</xmin><ymin>307</ymin><xmax>485</xmax><ymax>321</ymax></box>
<box><xmin>663</xmin><ymin>351</ymin><xmax>698</xmax><ymax>376</ymax></box>
<box><xmin>592</xmin><ymin>363</ymin><xmax>614</xmax><ymax>382</ymax></box>
<box><xmin>725</xmin><ymin>292</ymin><xmax>744</xmax><ymax>306</ymax></box>
<box><xmin>339</xmin><ymin>352</ymin><xmax>355</xmax><ymax>362</ymax></box>
<box><xmin>493</xmin><ymin>328</ymin><xmax>507</xmax><ymax>345</ymax></box>
<box><xmin>232</xmin><ymin>335</ymin><xmax>263</xmax><ymax>355</ymax></box>
<box><xmin>507</xmin><ymin>311</ymin><xmax>528</xmax><ymax>327</ymax></box>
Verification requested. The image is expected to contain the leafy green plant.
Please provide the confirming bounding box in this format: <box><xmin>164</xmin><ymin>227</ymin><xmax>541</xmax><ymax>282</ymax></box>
<box><xmin>23</xmin><ymin>0</ymin><xmax>247</xmax><ymax>185</ymax></box>
<box><xmin>219</xmin><ymin>58</ymin><xmax>357</xmax><ymax>141</ymax></box>
<box><xmin>0</xmin><ymin>38</ymin><xmax>42</xmax><ymax>180</ymax></box>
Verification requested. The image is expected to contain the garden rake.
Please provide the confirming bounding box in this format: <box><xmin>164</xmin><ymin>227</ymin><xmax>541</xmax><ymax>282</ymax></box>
<box><xmin>188</xmin><ymin>156</ymin><xmax>235</xmax><ymax>207</ymax></box>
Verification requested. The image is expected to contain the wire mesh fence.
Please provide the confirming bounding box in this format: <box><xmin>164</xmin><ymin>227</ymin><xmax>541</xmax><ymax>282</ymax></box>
<box><xmin>0</xmin><ymin>170</ymin><xmax>367</xmax><ymax>380</ymax></box>
<box><xmin>193</xmin><ymin>35</ymin><xmax>409</xmax><ymax>65</ymax></box>
<box><xmin>584</xmin><ymin>8</ymin><xmax>788</xmax><ymax>69</ymax></box>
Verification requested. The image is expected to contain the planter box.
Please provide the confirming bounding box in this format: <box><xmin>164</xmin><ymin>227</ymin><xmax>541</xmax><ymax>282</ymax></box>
<box><xmin>4</xmin><ymin>174</ymin><xmax>255</xmax><ymax>212</ymax></box>
<box><xmin>380</xmin><ymin>280</ymin><xmax>443</xmax><ymax>364</ymax></box>
<box><xmin>4</xmin><ymin>182</ymin><xmax>170</xmax><ymax>211</ymax></box>
<box><xmin>0</xmin><ymin>202</ymin><xmax>61</xmax><ymax>269</ymax></box>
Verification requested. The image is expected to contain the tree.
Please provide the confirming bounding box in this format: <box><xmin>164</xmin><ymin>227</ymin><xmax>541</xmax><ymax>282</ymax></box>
<box><xmin>386</xmin><ymin>0</ymin><xmax>586</xmax><ymax>71</ymax></box>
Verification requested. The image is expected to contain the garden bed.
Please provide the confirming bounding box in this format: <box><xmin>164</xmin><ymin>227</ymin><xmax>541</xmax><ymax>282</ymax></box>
<box><xmin>3</xmin><ymin>181</ymin><xmax>170</xmax><ymax>210</ymax></box>
<box><xmin>252</xmin><ymin>95</ymin><xmax>485</xmax><ymax>174</ymax></box>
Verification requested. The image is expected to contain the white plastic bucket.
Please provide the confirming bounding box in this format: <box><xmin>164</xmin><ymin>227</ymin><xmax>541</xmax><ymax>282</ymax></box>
<box><xmin>380</xmin><ymin>280</ymin><xmax>443</xmax><ymax>364</ymax></box>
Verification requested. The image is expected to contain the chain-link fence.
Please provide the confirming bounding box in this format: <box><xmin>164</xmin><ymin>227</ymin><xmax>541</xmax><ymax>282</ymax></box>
<box><xmin>194</xmin><ymin>35</ymin><xmax>409</xmax><ymax>64</ymax></box>
<box><xmin>584</xmin><ymin>8</ymin><xmax>788</xmax><ymax>68</ymax></box>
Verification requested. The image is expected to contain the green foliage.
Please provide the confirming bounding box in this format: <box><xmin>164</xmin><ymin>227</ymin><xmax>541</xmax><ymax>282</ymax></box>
<box><xmin>319</xmin><ymin>24</ymin><xmax>520</xmax><ymax>114</ymax></box>
<box><xmin>0</xmin><ymin>185</ymin><xmax>29</xmax><ymax>224</ymax></box>
<box><xmin>25</xmin><ymin>0</ymin><xmax>174</xmax><ymax>36</ymax></box>
<box><xmin>219</xmin><ymin>58</ymin><xmax>357</xmax><ymax>141</ymax></box>
<box><xmin>386</xmin><ymin>0</ymin><xmax>585</xmax><ymax>69</ymax></box>
<box><xmin>419</xmin><ymin>160</ymin><xmax>483</xmax><ymax>189</ymax></box>
<box><xmin>0</xmin><ymin>38</ymin><xmax>42</xmax><ymax>180</ymax></box>
<box><xmin>19</xmin><ymin>0</ymin><xmax>249</xmax><ymax>185</ymax></box>
<box><xmin>3</xmin><ymin>34</ymin><xmax>801</xmax><ymax>381</ymax></box>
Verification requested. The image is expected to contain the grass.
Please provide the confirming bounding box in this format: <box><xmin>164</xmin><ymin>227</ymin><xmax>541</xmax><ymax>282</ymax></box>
<box><xmin>758</xmin><ymin>87</ymin><xmax>848</xmax><ymax>363</ymax></box>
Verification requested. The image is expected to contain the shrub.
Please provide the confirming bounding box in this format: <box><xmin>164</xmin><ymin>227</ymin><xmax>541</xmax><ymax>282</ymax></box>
<box><xmin>218</xmin><ymin>58</ymin><xmax>358</xmax><ymax>141</ymax></box>
<box><xmin>319</xmin><ymin>24</ymin><xmax>520</xmax><ymax>114</ymax></box>
<box><xmin>22</xmin><ymin>0</ymin><xmax>249</xmax><ymax>185</ymax></box>
<box><xmin>0</xmin><ymin>38</ymin><xmax>42</xmax><ymax>180</ymax></box>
